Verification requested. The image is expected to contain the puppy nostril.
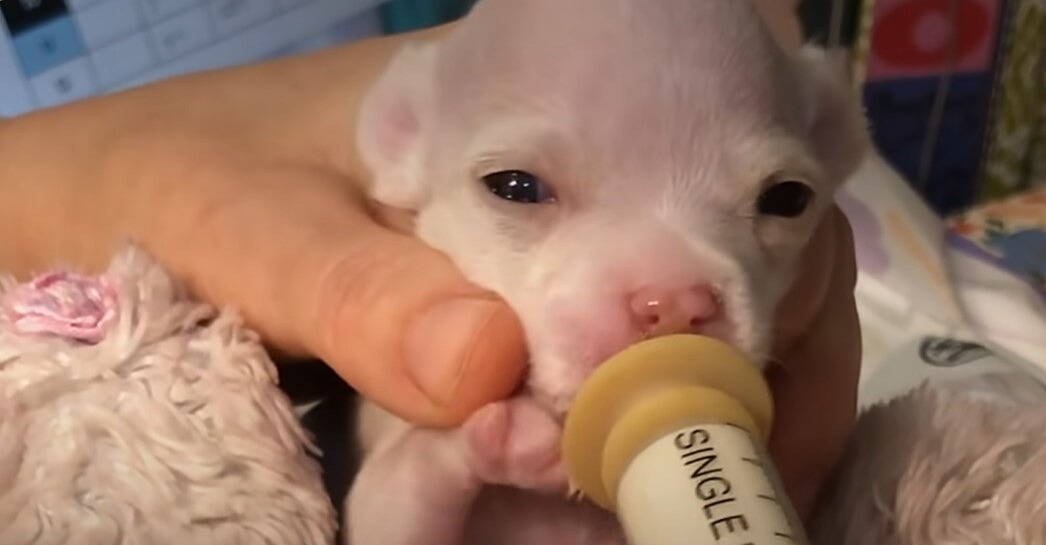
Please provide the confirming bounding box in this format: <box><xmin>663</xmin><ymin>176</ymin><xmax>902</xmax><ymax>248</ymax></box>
<box><xmin>631</xmin><ymin>289</ymin><xmax>721</xmax><ymax>336</ymax></box>
<box><xmin>640</xmin><ymin>300</ymin><xmax>661</xmax><ymax>325</ymax></box>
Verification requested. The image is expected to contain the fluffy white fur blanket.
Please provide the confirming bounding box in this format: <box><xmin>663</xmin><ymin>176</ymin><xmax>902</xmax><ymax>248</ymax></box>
<box><xmin>0</xmin><ymin>244</ymin><xmax>335</xmax><ymax>545</ymax></box>
<box><xmin>810</xmin><ymin>371</ymin><xmax>1046</xmax><ymax>545</ymax></box>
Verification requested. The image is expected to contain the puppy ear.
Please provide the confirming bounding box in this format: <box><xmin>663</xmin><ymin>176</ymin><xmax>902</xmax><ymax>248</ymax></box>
<box><xmin>795</xmin><ymin>45</ymin><xmax>871</xmax><ymax>188</ymax></box>
<box><xmin>357</xmin><ymin>41</ymin><xmax>439</xmax><ymax>210</ymax></box>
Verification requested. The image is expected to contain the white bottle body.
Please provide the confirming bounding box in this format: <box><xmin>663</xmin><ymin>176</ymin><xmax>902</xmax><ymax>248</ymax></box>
<box><xmin>615</xmin><ymin>423</ymin><xmax>808</xmax><ymax>545</ymax></box>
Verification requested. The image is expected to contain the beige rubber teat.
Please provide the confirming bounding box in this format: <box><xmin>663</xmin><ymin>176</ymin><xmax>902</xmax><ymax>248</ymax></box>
<box><xmin>561</xmin><ymin>334</ymin><xmax>774</xmax><ymax>510</ymax></box>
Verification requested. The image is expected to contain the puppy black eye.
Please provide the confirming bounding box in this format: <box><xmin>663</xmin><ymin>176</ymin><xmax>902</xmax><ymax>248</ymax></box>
<box><xmin>757</xmin><ymin>181</ymin><xmax>813</xmax><ymax>218</ymax></box>
<box><xmin>482</xmin><ymin>170</ymin><xmax>556</xmax><ymax>204</ymax></box>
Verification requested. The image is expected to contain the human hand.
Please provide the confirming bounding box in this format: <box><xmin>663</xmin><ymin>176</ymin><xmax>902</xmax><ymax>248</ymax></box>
<box><xmin>0</xmin><ymin>25</ymin><xmax>526</xmax><ymax>429</ymax></box>
<box><xmin>767</xmin><ymin>207</ymin><xmax>862</xmax><ymax>521</ymax></box>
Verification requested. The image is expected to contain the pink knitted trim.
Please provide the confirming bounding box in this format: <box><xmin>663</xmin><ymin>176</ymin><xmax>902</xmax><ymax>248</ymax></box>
<box><xmin>1</xmin><ymin>271</ymin><xmax>119</xmax><ymax>343</ymax></box>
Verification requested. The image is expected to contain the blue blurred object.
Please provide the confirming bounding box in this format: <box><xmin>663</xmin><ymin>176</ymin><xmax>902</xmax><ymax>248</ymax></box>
<box><xmin>377</xmin><ymin>0</ymin><xmax>862</xmax><ymax>40</ymax></box>
<box><xmin>380</xmin><ymin>0</ymin><xmax>477</xmax><ymax>33</ymax></box>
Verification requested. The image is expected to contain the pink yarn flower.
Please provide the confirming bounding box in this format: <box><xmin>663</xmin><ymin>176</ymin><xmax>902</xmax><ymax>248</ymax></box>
<box><xmin>1</xmin><ymin>271</ymin><xmax>119</xmax><ymax>343</ymax></box>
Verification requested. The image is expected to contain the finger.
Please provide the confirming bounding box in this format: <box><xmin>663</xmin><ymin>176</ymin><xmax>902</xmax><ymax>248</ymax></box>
<box><xmin>138</xmin><ymin>153</ymin><xmax>527</xmax><ymax>427</ymax></box>
<box><xmin>765</xmin><ymin>309</ymin><xmax>860</xmax><ymax>521</ymax></box>
<box><xmin>773</xmin><ymin>206</ymin><xmax>846</xmax><ymax>352</ymax></box>
<box><xmin>766</xmin><ymin>210</ymin><xmax>862</xmax><ymax>521</ymax></box>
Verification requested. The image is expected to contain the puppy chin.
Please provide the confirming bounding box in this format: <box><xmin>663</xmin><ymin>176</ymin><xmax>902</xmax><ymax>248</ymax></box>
<box><xmin>524</xmin><ymin>333</ymin><xmax>628</xmax><ymax>418</ymax></box>
<box><xmin>526</xmin><ymin>357</ymin><xmax>584</xmax><ymax>418</ymax></box>
<box><xmin>518</xmin><ymin>300</ymin><xmax>639</xmax><ymax>414</ymax></box>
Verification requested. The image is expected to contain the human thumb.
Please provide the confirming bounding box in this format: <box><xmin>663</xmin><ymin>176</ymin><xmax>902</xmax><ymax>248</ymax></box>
<box><xmin>146</xmin><ymin>163</ymin><xmax>527</xmax><ymax>427</ymax></box>
<box><xmin>306</xmin><ymin>221</ymin><xmax>530</xmax><ymax>428</ymax></box>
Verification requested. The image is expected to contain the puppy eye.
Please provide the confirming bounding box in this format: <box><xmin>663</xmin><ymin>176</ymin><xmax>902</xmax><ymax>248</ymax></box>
<box><xmin>482</xmin><ymin>170</ymin><xmax>556</xmax><ymax>204</ymax></box>
<box><xmin>756</xmin><ymin>181</ymin><xmax>813</xmax><ymax>218</ymax></box>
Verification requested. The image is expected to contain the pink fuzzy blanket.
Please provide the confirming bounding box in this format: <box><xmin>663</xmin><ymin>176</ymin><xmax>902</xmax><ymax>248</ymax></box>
<box><xmin>0</xmin><ymin>244</ymin><xmax>335</xmax><ymax>545</ymax></box>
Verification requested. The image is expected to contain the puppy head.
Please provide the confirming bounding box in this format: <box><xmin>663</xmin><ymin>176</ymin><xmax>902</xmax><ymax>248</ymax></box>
<box><xmin>357</xmin><ymin>0</ymin><xmax>868</xmax><ymax>413</ymax></box>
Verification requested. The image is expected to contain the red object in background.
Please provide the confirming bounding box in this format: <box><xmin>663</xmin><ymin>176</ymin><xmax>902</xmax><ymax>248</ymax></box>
<box><xmin>866</xmin><ymin>0</ymin><xmax>1001</xmax><ymax>80</ymax></box>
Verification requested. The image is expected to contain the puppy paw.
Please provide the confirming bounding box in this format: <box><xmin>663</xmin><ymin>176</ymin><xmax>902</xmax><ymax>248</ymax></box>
<box><xmin>463</xmin><ymin>397</ymin><xmax>567</xmax><ymax>492</ymax></box>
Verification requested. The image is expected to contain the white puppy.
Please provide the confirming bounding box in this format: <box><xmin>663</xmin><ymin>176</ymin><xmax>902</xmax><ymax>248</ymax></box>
<box><xmin>346</xmin><ymin>1</ymin><xmax>869</xmax><ymax>543</ymax></box>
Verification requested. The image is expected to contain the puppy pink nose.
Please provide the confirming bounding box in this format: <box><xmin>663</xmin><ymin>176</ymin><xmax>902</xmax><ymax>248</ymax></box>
<box><xmin>630</xmin><ymin>285</ymin><xmax>720</xmax><ymax>337</ymax></box>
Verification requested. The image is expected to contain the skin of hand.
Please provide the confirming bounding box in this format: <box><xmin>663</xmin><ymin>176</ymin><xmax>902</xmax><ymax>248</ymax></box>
<box><xmin>0</xmin><ymin>0</ymin><xmax>858</xmax><ymax>521</ymax></box>
<box><xmin>767</xmin><ymin>206</ymin><xmax>861</xmax><ymax>519</ymax></box>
